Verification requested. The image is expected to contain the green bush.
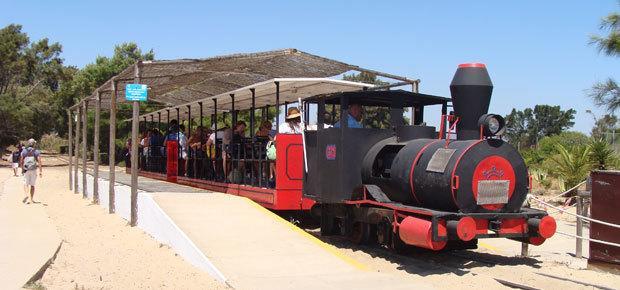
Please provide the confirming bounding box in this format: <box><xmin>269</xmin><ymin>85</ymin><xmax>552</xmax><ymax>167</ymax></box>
<box><xmin>550</xmin><ymin>144</ymin><xmax>592</xmax><ymax>189</ymax></box>
<box><xmin>537</xmin><ymin>131</ymin><xmax>590</xmax><ymax>157</ymax></box>
<box><xmin>589</xmin><ymin>138</ymin><xmax>618</xmax><ymax>170</ymax></box>
<box><xmin>39</xmin><ymin>133</ymin><xmax>67</xmax><ymax>153</ymax></box>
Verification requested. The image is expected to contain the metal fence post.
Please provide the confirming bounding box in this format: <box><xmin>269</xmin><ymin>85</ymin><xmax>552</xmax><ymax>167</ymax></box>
<box><xmin>576</xmin><ymin>195</ymin><xmax>583</xmax><ymax>259</ymax></box>
<box><xmin>520</xmin><ymin>242</ymin><xmax>529</xmax><ymax>257</ymax></box>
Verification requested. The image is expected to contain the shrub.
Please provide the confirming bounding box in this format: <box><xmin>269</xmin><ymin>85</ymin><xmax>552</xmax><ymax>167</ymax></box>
<box><xmin>589</xmin><ymin>138</ymin><xmax>619</xmax><ymax>170</ymax></box>
<box><xmin>39</xmin><ymin>133</ymin><xmax>66</xmax><ymax>153</ymax></box>
<box><xmin>550</xmin><ymin>144</ymin><xmax>592</xmax><ymax>189</ymax></box>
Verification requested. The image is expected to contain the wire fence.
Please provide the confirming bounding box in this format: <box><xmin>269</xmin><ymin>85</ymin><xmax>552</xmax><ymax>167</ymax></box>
<box><xmin>526</xmin><ymin>179</ymin><xmax>620</xmax><ymax>256</ymax></box>
<box><xmin>528</xmin><ymin>194</ymin><xmax>620</xmax><ymax>230</ymax></box>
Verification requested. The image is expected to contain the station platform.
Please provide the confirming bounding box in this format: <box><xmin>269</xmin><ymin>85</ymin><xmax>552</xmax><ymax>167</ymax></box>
<box><xmin>81</xmin><ymin>169</ymin><xmax>426</xmax><ymax>289</ymax></box>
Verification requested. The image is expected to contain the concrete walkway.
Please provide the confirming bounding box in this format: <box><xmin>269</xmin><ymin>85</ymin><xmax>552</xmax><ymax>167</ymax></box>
<box><xmin>76</xmin><ymin>167</ymin><xmax>428</xmax><ymax>289</ymax></box>
<box><xmin>155</xmin><ymin>192</ymin><xmax>426</xmax><ymax>289</ymax></box>
<box><xmin>0</xmin><ymin>172</ymin><xmax>62</xmax><ymax>289</ymax></box>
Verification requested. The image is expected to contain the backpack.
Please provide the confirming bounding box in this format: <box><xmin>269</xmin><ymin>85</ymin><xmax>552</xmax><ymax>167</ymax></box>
<box><xmin>23</xmin><ymin>148</ymin><xmax>37</xmax><ymax>171</ymax></box>
<box><xmin>266</xmin><ymin>141</ymin><xmax>276</xmax><ymax>160</ymax></box>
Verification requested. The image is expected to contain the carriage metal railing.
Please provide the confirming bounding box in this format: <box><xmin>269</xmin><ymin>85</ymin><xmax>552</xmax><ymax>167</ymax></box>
<box><xmin>137</xmin><ymin>138</ymin><xmax>275</xmax><ymax>188</ymax></box>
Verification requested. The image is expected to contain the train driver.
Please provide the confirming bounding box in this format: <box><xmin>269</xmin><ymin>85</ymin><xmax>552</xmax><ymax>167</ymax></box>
<box><xmin>334</xmin><ymin>103</ymin><xmax>362</xmax><ymax>128</ymax></box>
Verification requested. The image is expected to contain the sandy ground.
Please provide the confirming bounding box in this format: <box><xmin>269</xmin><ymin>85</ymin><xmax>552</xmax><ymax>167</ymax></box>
<box><xmin>312</xmin><ymin>209</ymin><xmax>620</xmax><ymax>290</ymax></box>
<box><xmin>2</xmin><ymin>158</ymin><xmax>226</xmax><ymax>290</ymax></box>
<box><xmin>4</xmin><ymin>154</ymin><xmax>618</xmax><ymax>289</ymax></box>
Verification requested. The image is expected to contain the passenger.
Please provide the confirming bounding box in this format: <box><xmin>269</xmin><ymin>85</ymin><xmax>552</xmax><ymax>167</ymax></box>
<box><xmin>205</xmin><ymin>124</ymin><xmax>228</xmax><ymax>154</ymax></box>
<box><xmin>140</xmin><ymin>130</ymin><xmax>150</xmax><ymax>158</ymax></box>
<box><xmin>148</xmin><ymin>129</ymin><xmax>165</xmax><ymax>172</ymax></box>
<box><xmin>278</xmin><ymin>107</ymin><xmax>303</xmax><ymax>134</ymax></box>
<box><xmin>187</xmin><ymin>126</ymin><xmax>205</xmax><ymax>176</ymax></box>
<box><xmin>229</xmin><ymin>121</ymin><xmax>247</xmax><ymax>181</ymax></box>
<box><xmin>334</xmin><ymin>103</ymin><xmax>363</xmax><ymax>128</ymax></box>
<box><xmin>11</xmin><ymin>144</ymin><xmax>22</xmax><ymax>177</ymax></box>
<box><xmin>164</xmin><ymin>120</ymin><xmax>188</xmax><ymax>157</ymax></box>
<box><xmin>179</xmin><ymin>124</ymin><xmax>188</xmax><ymax>175</ymax></box>
<box><xmin>163</xmin><ymin>120</ymin><xmax>188</xmax><ymax>175</ymax></box>
<box><xmin>124</xmin><ymin>138</ymin><xmax>132</xmax><ymax>168</ymax></box>
<box><xmin>256</xmin><ymin>120</ymin><xmax>273</xmax><ymax>140</ymax></box>
<box><xmin>188</xmin><ymin>126</ymin><xmax>206</xmax><ymax>151</ymax></box>
<box><xmin>205</xmin><ymin>124</ymin><xmax>232</xmax><ymax>181</ymax></box>
<box><xmin>164</xmin><ymin>119</ymin><xmax>179</xmax><ymax>139</ymax></box>
<box><xmin>232</xmin><ymin>121</ymin><xmax>247</xmax><ymax>143</ymax></box>
<box><xmin>149</xmin><ymin>128</ymin><xmax>164</xmax><ymax>148</ymax></box>
<box><xmin>255</xmin><ymin>120</ymin><xmax>273</xmax><ymax>184</ymax></box>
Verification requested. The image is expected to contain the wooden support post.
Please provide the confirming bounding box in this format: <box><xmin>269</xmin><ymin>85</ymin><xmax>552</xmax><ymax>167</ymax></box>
<box><xmin>67</xmin><ymin>109</ymin><xmax>73</xmax><ymax>190</ymax></box>
<box><xmin>108</xmin><ymin>79</ymin><xmax>117</xmax><ymax>213</ymax></box>
<box><xmin>82</xmin><ymin>101</ymin><xmax>88</xmax><ymax>198</ymax></box>
<box><xmin>93</xmin><ymin>91</ymin><xmax>101</xmax><ymax>204</ymax></box>
<box><xmin>130</xmin><ymin>62</ymin><xmax>141</xmax><ymax>227</ymax></box>
<box><xmin>74</xmin><ymin>106</ymin><xmax>80</xmax><ymax>194</ymax></box>
<box><xmin>576</xmin><ymin>196</ymin><xmax>583</xmax><ymax>258</ymax></box>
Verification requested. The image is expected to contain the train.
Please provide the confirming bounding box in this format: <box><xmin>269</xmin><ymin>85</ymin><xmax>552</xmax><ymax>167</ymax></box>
<box><xmin>137</xmin><ymin>63</ymin><xmax>557</xmax><ymax>252</ymax></box>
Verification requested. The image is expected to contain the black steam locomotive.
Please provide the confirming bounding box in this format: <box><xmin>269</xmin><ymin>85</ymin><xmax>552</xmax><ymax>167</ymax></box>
<box><xmin>302</xmin><ymin>63</ymin><xmax>556</xmax><ymax>251</ymax></box>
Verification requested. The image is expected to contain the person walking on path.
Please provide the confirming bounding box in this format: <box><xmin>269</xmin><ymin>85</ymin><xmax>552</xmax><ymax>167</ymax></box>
<box><xmin>11</xmin><ymin>144</ymin><xmax>22</xmax><ymax>177</ymax></box>
<box><xmin>19</xmin><ymin>139</ymin><xmax>42</xmax><ymax>204</ymax></box>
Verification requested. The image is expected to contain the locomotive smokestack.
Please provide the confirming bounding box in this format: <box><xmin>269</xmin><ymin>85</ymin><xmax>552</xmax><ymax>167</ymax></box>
<box><xmin>449</xmin><ymin>63</ymin><xmax>493</xmax><ymax>140</ymax></box>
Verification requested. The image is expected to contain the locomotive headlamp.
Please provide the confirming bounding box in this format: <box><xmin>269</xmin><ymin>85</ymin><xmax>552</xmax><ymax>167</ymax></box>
<box><xmin>478</xmin><ymin>114</ymin><xmax>506</xmax><ymax>137</ymax></box>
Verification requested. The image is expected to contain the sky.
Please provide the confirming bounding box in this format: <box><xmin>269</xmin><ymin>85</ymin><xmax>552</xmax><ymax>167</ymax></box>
<box><xmin>2</xmin><ymin>0</ymin><xmax>619</xmax><ymax>133</ymax></box>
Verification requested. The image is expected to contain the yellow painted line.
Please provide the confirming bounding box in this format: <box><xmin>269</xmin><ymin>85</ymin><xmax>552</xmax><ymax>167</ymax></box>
<box><xmin>244</xmin><ymin>199</ymin><xmax>369</xmax><ymax>271</ymax></box>
<box><xmin>479</xmin><ymin>241</ymin><xmax>500</xmax><ymax>252</ymax></box>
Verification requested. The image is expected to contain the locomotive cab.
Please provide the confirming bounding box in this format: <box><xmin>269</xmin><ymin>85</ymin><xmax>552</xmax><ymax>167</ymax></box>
<box><xmin>302</xmin><ymin>90</ymin><xmax>450</xmax><ymax>204</ymax></box>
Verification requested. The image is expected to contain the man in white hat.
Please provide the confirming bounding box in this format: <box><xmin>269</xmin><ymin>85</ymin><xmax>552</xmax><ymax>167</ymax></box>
<box><xmin>20</xmin><ymin>138</ymin><xmax>43</xmax><ymax>204</ymax></box>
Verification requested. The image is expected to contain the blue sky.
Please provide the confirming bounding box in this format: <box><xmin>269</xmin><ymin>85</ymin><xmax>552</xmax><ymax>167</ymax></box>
<box><xmin>2</xmin><ymin>1</ymin><xmax>619</xmax><ymax>133</ymax></box>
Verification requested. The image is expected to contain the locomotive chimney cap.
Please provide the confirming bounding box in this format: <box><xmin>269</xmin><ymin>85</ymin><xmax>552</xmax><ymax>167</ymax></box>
<box><xmin>458</xmin><ymin>63</ymin><xmax>486</xmax><ymax>68</ymax></box>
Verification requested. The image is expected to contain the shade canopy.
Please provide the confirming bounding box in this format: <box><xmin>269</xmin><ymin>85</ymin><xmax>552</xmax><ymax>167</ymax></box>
<box><xmin>78</xmin><ymin>48</ymin><xmax>418</xmax><ymax>111</ymax></box>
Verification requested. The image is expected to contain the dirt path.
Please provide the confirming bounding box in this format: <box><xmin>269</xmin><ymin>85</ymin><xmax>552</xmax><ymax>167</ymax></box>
<box><xmin>32</xmin><ymin>164</ymin><xmax>226</xmax><ymax>289</ymax></box>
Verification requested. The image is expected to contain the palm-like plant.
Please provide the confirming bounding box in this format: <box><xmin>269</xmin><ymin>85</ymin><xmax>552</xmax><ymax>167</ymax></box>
<box><xmin>589</xmin><ymin>78</ymin><xmax>620</xmax><ymax>113</ymax></box>
<box><xmin>589</xmin><ymin>10</ymin><xmax>620</xmax><ymax>113</ymax></box>
<box><xmin>590</xmin><ymin>13</ymin><xmax>620</xmax><ymax>56</ymax></box>
<box><xmin>550</xmin><ymin>144</ymin><xmax>593</xmax><ymax>189</ymax></box>
<box><xmin>589</xmin><ymin>139</ymin><xmax>618</xmax><ymax>170</ymax></box>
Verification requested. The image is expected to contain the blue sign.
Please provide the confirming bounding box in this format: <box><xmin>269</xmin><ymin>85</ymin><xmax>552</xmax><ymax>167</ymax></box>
<box><xmin>125</xmin><ymin>84</ymin><xmax>148</xmax><ymax>101</ymax></box>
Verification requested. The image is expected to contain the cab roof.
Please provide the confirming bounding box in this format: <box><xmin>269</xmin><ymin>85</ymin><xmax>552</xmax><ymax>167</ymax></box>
<box><xmin>308</xmin><ymin>89</ymin><xmax>450</xmax><ymax>107</ymax></box>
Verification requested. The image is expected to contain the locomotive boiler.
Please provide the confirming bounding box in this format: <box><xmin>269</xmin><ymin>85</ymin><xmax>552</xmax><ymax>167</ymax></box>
<box><xmin>303</xmin><ymin>63</ymin><xmax>556</xmax><ymax>252</ymax></box>
<box><xmin>361</xmin><ymin>63</ymin><xmax>528</xmax><ymax>214</ymax></box>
